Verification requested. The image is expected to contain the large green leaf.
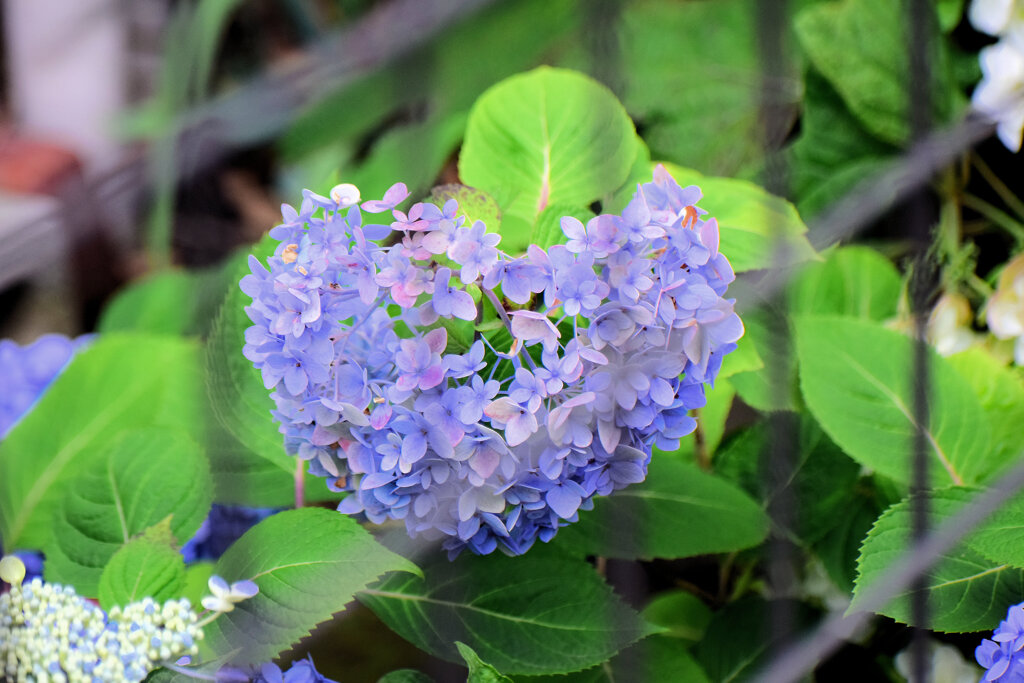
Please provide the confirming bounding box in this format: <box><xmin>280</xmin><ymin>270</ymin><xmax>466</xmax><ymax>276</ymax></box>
<box><xmin>657</xmin><ymin>164</ymin><xmax>818</xmax><ymax>273</ymax></box>
<box><xmin>727</xmin><ymin>305</ymin><xmax>801</xmax><ymax>412</ymax></box>
<box><xmin>555</xmin><ymin>458</ymin><xmax>768</xmax><ymax>560</ymax></box>
<box><xmin>359</xmin><ymin>554</ymin><xmax>650</xmax><ymax>675</ymax></box>
<box><xmin>45</xmin><ymin>428</ymin><xmax>210</xmax><ymax>596</ymax></box>
<box><xmin>965</xmin><ymin>492</ymin><xmax>1024</xmax><ymax>569</ymax></box>
<box><xmin>203</xmin><ymin>508</ymin><xmax>419</xmax><ymax>665</ymax></box>
<box><xmin>794</xmin><ymin>0</ymin><xmax>961</xmax><ymax>146</ymax></box>
<box><xmin>97</xmin><ymin>518</ymin><xmax>186</xmax><ymax>610</ymax></box>
<box><xmin>694</xmin><ymin>597</ymin><xmax>815</xmax><ymax>682</ymax></box>
<box><xmin>515</xmin><ymin>636</ymin><xmax>710</xmax><ymax>683</ymax></box>
<box><xmin>787</xmin><ymin>245</ymin><xmax>901</xmax><ymax>320</ymax></box>
<box><xmin>813</xmin><ymin>487</ymin><xmax>884</xmax><ymax>592</ymax></box>
<box><xmin>795</xmin><ymin>316</ymin><xmax>992</xmax><ymax>486</ymax></box>
<box><xmin>714</xmin><ymin>416</ymin><xmax>862</xmax><ymax>546</ymax></box>
<box><xmin>621</xmin><ymin>0</ymin><xmax>801</xmax><ymax>176</ymax></box>
<box><xmin>460</xmin><ymin>67</ymin><xmax>638</xmax><ymax>253</ymax></box>
<box><xmin>98</xmin><ymin>269</ymin><xmax>201</xmax><ymax>336</ymax></box>
<box><xmin>0</xmin><ymin>334</ymin><xmax>202</xmax><ymax>550</ymax></box>
<box><xmin>786</xmin><ymin>70</ymin><xmax>895</xmax><ymax>220</ymax></box>
<box><xmin>853</xmin><ymin>488</ymin><xmax>1024</xmax><ymax>632</ymax></box>
<box><xmin>947</xmin><ymin>349</ymin><xmax>1024</xmax><ymax>473</ymax></box>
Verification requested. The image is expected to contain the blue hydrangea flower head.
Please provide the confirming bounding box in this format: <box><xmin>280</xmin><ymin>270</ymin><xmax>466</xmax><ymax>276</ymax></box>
<box><xmin>241</xmin><ymin>168</ymin><xmax>742</xmax><ymax>556</ymax></box>
<box><xmin>0</xmin><ymin>333</ymin><xmax>91</xmax><ymax>438</ymax></box>
<box><xmin>979</xmin><ymin>601</ymin><xmax>1024</xmax><ymax>682</ymax></box>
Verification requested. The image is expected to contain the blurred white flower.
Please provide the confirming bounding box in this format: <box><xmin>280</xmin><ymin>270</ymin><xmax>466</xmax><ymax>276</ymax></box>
<box><xmin>894</xmin><ymin>639</ymin><xmax>979</xmax><ymax>683</ymax></box>
<box><xmin>987</xmin><ymin>253</ymin><xmax>1024</xmax><ymax>363</ymax></box>
<box><xmin>970</xmin><ymin>0</ymin><xmax>1024</xmax><ymax>36</ymax></box>
<box><xmin>973</xmin><ymin>37</ymin><xmax>1024</xmax><ymax>151</ymax></box>
<box><xmin>927</xmin><ymin>293</ymin><xmax>978</xmax><ymax>356</ymax></box>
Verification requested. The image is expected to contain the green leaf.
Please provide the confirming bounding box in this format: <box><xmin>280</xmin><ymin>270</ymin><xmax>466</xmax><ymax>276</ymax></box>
<box><xmin>204</xmin><ymin>507</ymin><xmax>419</xmax><ymax>666</ymax></box>
<box><xmin>515</xmin><ymin>636</ymin><xmax>710</xmax><ymax>683</ymax></box>
<box><xmin>377</xmin><ymin>671</ymin><xmax>435</xmax><ymax>683</ymax></box>
<box><xmin>347</xmin><ymin>113</ymin><xmax>467</xmax><ymax>203</ymax></box>
<box><xmin>714</xmin><ymin>415</ymin><xmax>862</xmax><ymax>545</ymax></box>
<box><xmin>727</xmin><ymin>306</ymin><xmax>801</xmax><ymax>412</ymax></box>
<box><xmin>656</xmin><ymin>163</ymin><xmax>819</xmax><ymax>273</ymax></box>
<box><xmin>641</xmin><ymin>590</ymin><xmax>712</xmax><ymax>643</ymax></box>
<box><xmin>457</xmin><ymin>642</ymin><xmax>513</xmax><ymax>683</ymax></box>
<box><xmin>694</xmin><ymin>597</ymin><xmax>815</xmax><ymax>682</ymax></box>
<box><xmin>181</xmin><ymin>561</ymin><xmax>216</xmax><ymax>607</ymax></box>
<box><xmin>530</xmin><ymin>204</ymin><xmax>596</xmax><ymax>251</ymax></box>
<box><xmin>964</xmin><ymin>492</ymin><xmax>1024</xmax><ymax>569</ymax></box>
<box><xmin>854</xmin><ymin>488</ymin><xmax>1024</xmax><ymax>632</ymax></box>
<box><xmin>947</xmin><ymin>348</ymin><xmax>1024</xmax><ymax>473</ymax></box>
<box><xmin>45</xmin><ymin>428</ymin><xmax>210</xmax><ymax>596</ymax></box>
<box><xmin>787</xmin><ymin>69</ymin><xmax>896</xmax><ymax>220</ymax></box>
<box><xmin>98</xmin><ymin>519</ymin><xmax>187</xmax><ymax>610</ymax></box>
<box><xmin>814</xmin><ymin>487</ymin><xmax>884</xmax><ymax>592</ymax></box>
<box><xmin>0</xmin><ymin>334</ymin><xmax>203</xmax><ymax>550</ymax></box>
<box><xmin>787</xmin><ymin>246</ymin><xmax>901</xmax><ymax>320</ymax></box>
<box><xmin>795</xmin><ymin>316</ymin><xmax>992</xmax><ymax>486</ymax></box>
<box><xmin>98</xmin><ymin>269</ymin><xmax>201</xmax><ymax>336</ymax></box>
<box><xmin>430</xmin><ymin>184</ymin><xmax>503</xmax><ymax>235</ymax></box>
<box><xmin>794</xmin><ymin>0</ymin><xmax>961</xmax><ymax>145</ymax></box>
<box><xmin>622</xmin><ymin>0</ymin><xmax>801</xmax><ymax>176</ymax></box>
<box><xmin>556</xmin><ymin>458</ymin><xmax>768</xmax><ymax>560</ymax></box>
<box><xmin>460</xmin><ymin>67</ymin><xmax>637</xmax><ymax>252</ymax></box>
<box><xmin>359</xmin><ymin>554</ymin><xmax>650</xmax><ymax>675</ymax></box>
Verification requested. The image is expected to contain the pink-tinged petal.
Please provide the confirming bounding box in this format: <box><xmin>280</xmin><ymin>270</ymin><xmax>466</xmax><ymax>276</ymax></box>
<box><xmin>547</xmin><ymin>485</ymin><xmax>582</xmax><ymax>520</ymax></box>
<box><xmin>424</xmin><ymin>327</ymin><xmax>448</xmax><ymax>354</ymax></box>
<box><xmin>561</xmin><ymin>216</ymin><xmax>586</xmax><ymax>240</ymax></box>
<box><xmin>700</xmin><ymin>217</ymin><xmax>720</xmax><ymax>254</ymax></box>
<box><xmin>598</xmin><ymin>419</ymin><xmax>621</xmax><ymax>454</ymax></box>
<box><xmin>504</xmin><ymin>412</ymin><xmax>538</xmax><ymax>447</ymax></box>
<box><xmin>470</xmin><ymin>448</ymin><xmax>501</xmax><ymax>479</ymax></box>
<box><xmin>418</xmin><ymin>365</ymin><xmax>444</xmax><ymax>390</ymax></box>
<box><xmin>396</xmin><ymin>374</ymin><xmax>419</xmax><ymax>392</ymax></box>
<box><xmin>484</xmin><ymin>397</ymin><xmax>523</xmax><ymax>423</ymax></box>
<box><xmin>370</xmin><ymin>403</ymin><xmax>392</xmax><ymax>429</ymax></box>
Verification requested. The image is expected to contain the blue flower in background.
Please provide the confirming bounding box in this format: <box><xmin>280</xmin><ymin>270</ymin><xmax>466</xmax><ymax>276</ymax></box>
<box><xmin>241</xmin><ymin>166</ymin><xmax>742</xmax><ymax>556</ymax></box>
<box><xmin>180</xmin><ymin>505</ymin><xmax>280</xmax><ymax>563</ymax></box>
<box><xmin>978</xmin><ymin>601</ymin><xmax>1024</xmax><ymax>681</ymax></box>
<box><xmin>253</xmin><ymin>657</ymin><xmax>338</xmax><ymax>683</ymax></box>
<box><xmin>0</xmin><ymin>333</ymin><xmax>90</xmax><ymax>438</ymax></box>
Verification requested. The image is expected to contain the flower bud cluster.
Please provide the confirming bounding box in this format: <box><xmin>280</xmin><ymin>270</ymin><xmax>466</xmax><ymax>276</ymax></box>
<box><xmin>242</xmin><ymin>166</ymin><xmax>742</xmax><ymax>555</ymax></box>
<box><xmin>970</xmin><ymin>0</ymin><xmax>1024</xmax><ymax>151</ymax></box>
<box><xmin>0</xmin><ymin>562</ymin><xmax>201</xmax><ymax>682</ymax></box>
<box><xmin>0</xmin><ymin>334</ymin><xmax>89</xmax><ymax>438</ymax></box>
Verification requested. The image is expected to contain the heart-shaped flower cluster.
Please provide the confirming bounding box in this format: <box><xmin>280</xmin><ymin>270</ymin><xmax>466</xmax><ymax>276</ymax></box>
<box><xmin>241</xmin><ymin>165</ymin><xmax>742</xmax><ymax>556</ymax></box>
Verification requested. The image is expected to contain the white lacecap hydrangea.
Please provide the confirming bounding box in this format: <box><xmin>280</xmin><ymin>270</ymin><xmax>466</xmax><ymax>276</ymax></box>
<box><xmin>0</xmin><ymin>556</ymin><xmax>202</xmax><ymax>682</ymax></box>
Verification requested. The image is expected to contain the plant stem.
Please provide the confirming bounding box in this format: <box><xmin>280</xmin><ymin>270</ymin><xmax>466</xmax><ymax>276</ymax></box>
<box><xmin>963</xmin><ymin>194</ymin><xmax>1024</xmax><ymax>243</ymax></box>
<box><xmin>973</xmin><ymin>153</ymin><xmax>1024</xmax><ymax>222</ymax></box>
<box><xmin>294</xmin><ymin>458</ymin><xmax>305</xmax><ymax>509</ymax></box>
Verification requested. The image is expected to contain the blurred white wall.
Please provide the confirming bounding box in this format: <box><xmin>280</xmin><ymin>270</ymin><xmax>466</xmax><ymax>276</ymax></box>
<box><xmin>4</xmin><ymin>0</ymin><xmax>128</xmax><ymax>172</ymax></box>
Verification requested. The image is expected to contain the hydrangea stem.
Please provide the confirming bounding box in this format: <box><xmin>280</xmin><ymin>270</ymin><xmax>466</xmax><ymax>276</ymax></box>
<box><xmin>294</xmin><ymin>458</ymin><xmax>305</xmax><ymax>509</ymax></box>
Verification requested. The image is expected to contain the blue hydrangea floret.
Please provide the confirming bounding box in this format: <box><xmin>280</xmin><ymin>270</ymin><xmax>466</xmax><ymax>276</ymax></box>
<box><xmin>978</xmin><ymin>601</ymin><xmax>1024</xmax><ymax>682</ymax></box>
<box><xmin>241</xmin><ymin>166</ymin><xmax>743</xmax><ymax>556</ymax></box>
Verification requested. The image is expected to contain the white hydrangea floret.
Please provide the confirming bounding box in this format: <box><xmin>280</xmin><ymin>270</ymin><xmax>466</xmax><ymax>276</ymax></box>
<box><xmin>0</xmin><ymin>555</ymin><xmax>203</xmax><ymax>683</ymax></box>
<box><xmin>201</xmin><ymin>575</ymin><xmax>259</xmax><ymax>613</ymax></box>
